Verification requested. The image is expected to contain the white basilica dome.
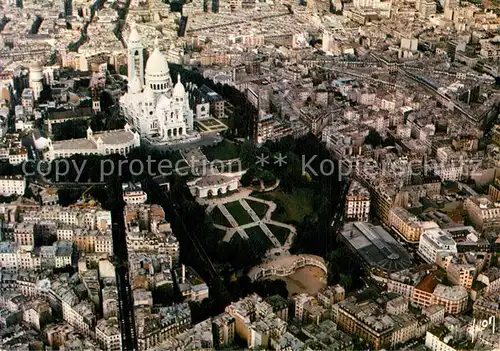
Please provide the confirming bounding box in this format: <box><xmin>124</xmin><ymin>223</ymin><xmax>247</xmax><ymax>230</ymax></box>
<box><xmin>145</xmin><ymin>45</ymin><xmax>172</xmax><ymax>94</ymax></box>
<box><xmin>145</xmin><ymin>48</ymin><xmax>169</xmax><ymax>76</ymax></box>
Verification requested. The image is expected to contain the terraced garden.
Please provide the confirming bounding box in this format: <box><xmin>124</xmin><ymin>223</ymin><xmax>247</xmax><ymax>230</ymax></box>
<box><xmin>210</xmin><ymin>206</ymin><xmax>232</xmax><ymax>227</ymax></box>
<box><xmin>208</xmin><ymin>195</ymin><xmax>296</xmax><ymax>254</ymax></box>
<box><xmin>214</xmin><ymin>228</ymin><xmax>227</xmax><ymax>240</ymax></box>
<box><xmin>225</xmin><ymin>201</ymin><xmax>254</xmax><ymax>226</ymax></box>
<box><xmin>246</xmin><ymin>199</ymin><xmax>269</xmax><ymax>219</ymax></box>
<box><xmin>245</xmin><ymin>225</ymin><xmax>275</xmax><ymax>251</ymax></box>
<box><xmin>267</xmin><ymin>224</ymin><xmax>291</xmax><ymax>245</ymax></box>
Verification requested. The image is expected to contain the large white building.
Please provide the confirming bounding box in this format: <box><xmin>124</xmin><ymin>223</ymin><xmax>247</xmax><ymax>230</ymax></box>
<box><xmin>0</xmin><ymin>175</ymin><xmax>26</xmax><ymax>196</ymax></box>
<box><xmin>122</xmin><ymin>182</ymin><xmax>147</xmax><ymax>205</ymax></box>
<box><xmin>120</xmin><ymin>24</ymin><xmax>197</xmax><ymax>144</ymax></box>
<box><xmin>417</xmin><ymin>228</ymin><xmax>457</xmax><ymax>264</ymax></box>
<box><xmin>345</xmin><ymin>181</ymin><xmax>370</xmax><ymax>222</ymax></box>
<box><xmin>45</xmin><ymin>124</ymin><xmax>140</xmax><ymax>160</ymax></box>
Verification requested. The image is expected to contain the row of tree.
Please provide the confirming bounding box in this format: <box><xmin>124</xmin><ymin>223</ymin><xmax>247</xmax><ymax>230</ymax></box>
<box><xmin>168</xmin><ymin>63</ymin><xmax>258</xmax><ymax>140</ymax></box>
<box><xmin>51</xmin><ymin>109</ymin><xmax>125</xmax><ymax>141</ymax></box>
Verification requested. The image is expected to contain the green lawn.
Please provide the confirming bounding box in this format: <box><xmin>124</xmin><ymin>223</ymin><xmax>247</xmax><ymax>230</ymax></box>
<box><xmin>215</xmin><ymin>228</ymin><xmax>227</xmax><ymax>240</ymax></box>
<box><xmin>194</xmin><ymin>122</ymin><xmax>208</xmax><ymax>131</ymax></box>
<box><xmin>210</xmin><ymin>206</ymin><xmax>232</xmax><ymax>227</ymax></box>
<box><xmin>225</xmin><ymin>201</ymin><xmax>254</xmax><ymax>226</ymax></box>
<box><xmin>246</xmin><ymin>199</ymin><xmax>269</xmax><ymax>219</ymax></box>
<box><xmin>254</xmin><ymin>188</ymin><xmax>314</xmax><ymax>223</ymax></box>
<box><xmin>245</xmin><ymin>225</ymin><xmax>275</xmax><ymax>251</ymax></box>
<box><xmin>266</xmin><ymin>224</ymin><xmax>290</xmax><ymax>245</ymax></box>
<box><xmin>229</xmin><ymin>232</ymin><xmax>245</xmax><ymax>246</ymax></box>
<box><xmin>202</xmin><ymin>140</ymin><xmax>241</xmax><ymax>161</ymax></box>
<box><xmin>201</xmin><ymin>119</ymin><xmax>220</xmax><ymax>127</ymax></box>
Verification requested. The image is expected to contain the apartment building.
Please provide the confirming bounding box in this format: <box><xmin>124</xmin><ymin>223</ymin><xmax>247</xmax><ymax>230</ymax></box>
<box><xmin>292</xmin><ymin>294</ymin><xmax>315</xmax><ymax>322</ymax></box>
<box><xmin>8</xmin><ymin>149</ymin><xmax>28</xmax><ymax>165</ymax></box>
<box><xmin>464</xmin><ymin>195</ymin><xmax>500</xmax><ymax>232</ymax></box>
<box><xmin>63</xmin><ymin>300</ymin><xmax>96</xmax><ymax>336</ymax></box>
<box><xmin>345</xmin><ymin>181</ymin><xmax>370</xmax><ymax>222</ymax></box>
<box><xmin>389</xmin><ymin>207</ymin><xmax>439</xmax><ymax>243</ymax></box>
<box><xmin>225</xmin><ymin>294</ymin><xmax>287</xmax><ymax>349</ymax></box>
<box><xmin>477</xmin><ymin>267</ymin><xmax>500</xmax><ymax>295</ymax></box>
<box><xmin>433</xmin><ymin>285</ymin><xmax>468</xmax><ymax>314</ymax></box>
<box><xmin>212</xmin><ymin>312</ymin><xmax>235</xmax><ymax>348</ymax></box>
<box><xmin>122</xmin><ymin>182</ymin><xmax>147</xmax><ymax>205</ymax></box>
<box><xmin>13</xmin><ymin>223</ymin><xmax>34</xmax><ymax>250</ymax></box>
<box><xmin>0</xmin><ymin>175</ymin><xmax>25</xmax><ymax>196</ymax></box>
<box><xmin>418</xmin><ymin>228</ymin><xmax>457</xmax><ymax>264</ymax></box>
<box><xmin>95</xmin><ymin>318</ymin><xmax>122</xmax><ymax>351</ymax></box>
<box><xmin>248</xmin><ymin>313</ymin><xmax>287</xmax><ymax>349</ymax></box>
<box><xmin>488</xmin><ymin>177</ymin><xmax>500</xmax><ymax>201</ymax></box>
<box><xmin>0</xmin><ymin>240</ymin><xmax>72</xmax><ymax>271</ymax></box>
<box><xmin>473</xmin><ymin>290</ymin><xmax>500</xmax><ymax>319</ymax></box>
<box><xmin>333</xmin><ymin>296</ymin><xmax>432</xmax><ymax>350</ymax></box>
<box><xmin>317</xmin><ymin>285</ymin><xmax>346</xmax><ymax>310</ymax></box>
<box><xmin>425</xmin><ymin>328</ymin><xmax>457</xmax><ymax>351</ymax></box>
<box><xmin>135</xmin><ymin>304</ymin><xmax>191</xmax><ymax>351</ymax></box>
<box><xmin>446</xmin><ymin>262</ymin><xmax>475</xmax><ymax>290</ymax></box>
<box><xmin>22</xmin><ymin>206</ymin><xmax>111</xmax><ymax>232</ymax></box>
<box><xmin>195</xmin><ymin>84</ymin><xmax>226</xmax><ymax>119</ymax></box>
<box><xmin>411</xmin><ymin>274</ymin><xmax>468</xmax><ymax>314</ymax></box>
<box><xmin>265</xmin><ymin>295</ymin><xmax>289</xmax><ymax>322</ymax></box>
<box><xmin>177</xmin><ymin>265</ymin><xmax>209</xmax><ymax>302</ymax></box>
<box><xmin>23</xmin><ymin>299</ymin><xmax>52</xmax><ymax>331</ymax></box>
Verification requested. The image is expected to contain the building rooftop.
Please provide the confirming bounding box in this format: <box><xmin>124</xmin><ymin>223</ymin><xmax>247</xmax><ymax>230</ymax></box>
<box><xmin>433</xmin><ymin>284</ymin><xmax>468</xmax><ymax>301</ymax></box>
<box><xmin>94</xmin><ymin>128</ymin><xmax>136</xmax><ymax>145</ymax></box>
<box><xmin>421</xmin><ymin>228</ymin><xmax>457</xmax><ymax>249</ymax></box>
<box><xmin>52</xmin><ymin>138</ymin><xmax>96</xmax><ymax>151</ymax></box>
<box><xmin>415</xmin><ymin>274</ymin><xmax>439</xmax><ymax>294</ymax></box>
<box><xmin>340</xmin><ymin>221</ymin><xmax>412</xmax><ymax>273</ymax></box>
<box><xmin>347</xmin><ymin>180</ymin><xmax>370</xmax><ymax>198</ymax></box>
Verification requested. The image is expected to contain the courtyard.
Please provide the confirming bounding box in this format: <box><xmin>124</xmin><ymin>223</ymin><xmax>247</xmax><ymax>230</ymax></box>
<box><xmin>195</xmin><ymin>117</ymin><xmax>228</xmax><ymax>134</ymax></box>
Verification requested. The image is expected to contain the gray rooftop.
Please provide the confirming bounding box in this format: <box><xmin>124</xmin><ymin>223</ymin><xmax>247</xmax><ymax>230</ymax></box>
<box><xmin>340</xmin><ymin>222</ymin><xmax>412</xmax><ymax>273</ymax></box>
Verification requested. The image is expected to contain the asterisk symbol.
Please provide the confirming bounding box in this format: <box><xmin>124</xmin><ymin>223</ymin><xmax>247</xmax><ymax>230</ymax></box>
<box><xmin>274</xmin><ymin>153</ymin><xmax>287</xmax><ymax>167</ymax></box>
<box><xmin>255</xmin><ymin>153</ymin><xmax>269</xmax><ymax>167</ymax></box>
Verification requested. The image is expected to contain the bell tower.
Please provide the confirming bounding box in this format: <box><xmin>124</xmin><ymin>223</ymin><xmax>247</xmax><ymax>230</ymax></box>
<box><xmin>127</xmin><ymin>22</ymin><xmax>144</xmax><ymax>85</ymax></box>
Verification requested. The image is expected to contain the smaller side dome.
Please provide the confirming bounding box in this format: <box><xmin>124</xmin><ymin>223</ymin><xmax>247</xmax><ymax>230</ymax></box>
<box><xmin>143</xmin><ymin>85</ymin><xmax>155</xmax><ymax>101</ymax></box>
<box><xmin>173</xmin><ymin>74</ymin><xmax>185</xmax><ymax>97</ymax></box>
<box><xmin>129</xmin><ymin>75</ymin><xmax>143</xmax><ymax>94</ymax></box>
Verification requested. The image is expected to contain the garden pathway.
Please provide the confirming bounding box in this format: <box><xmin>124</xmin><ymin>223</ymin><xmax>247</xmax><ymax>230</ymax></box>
<box><xmin>208</xmin><ymin>191</ymin><xmax>298</xmax><ymax>252</ymax></box>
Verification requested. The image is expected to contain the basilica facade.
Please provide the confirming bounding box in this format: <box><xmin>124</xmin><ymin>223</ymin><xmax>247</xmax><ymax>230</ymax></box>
<box><xmin>120</xmin><ymin>24</ymin><xmax>196</xmax><ymax>143</ymax></box>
